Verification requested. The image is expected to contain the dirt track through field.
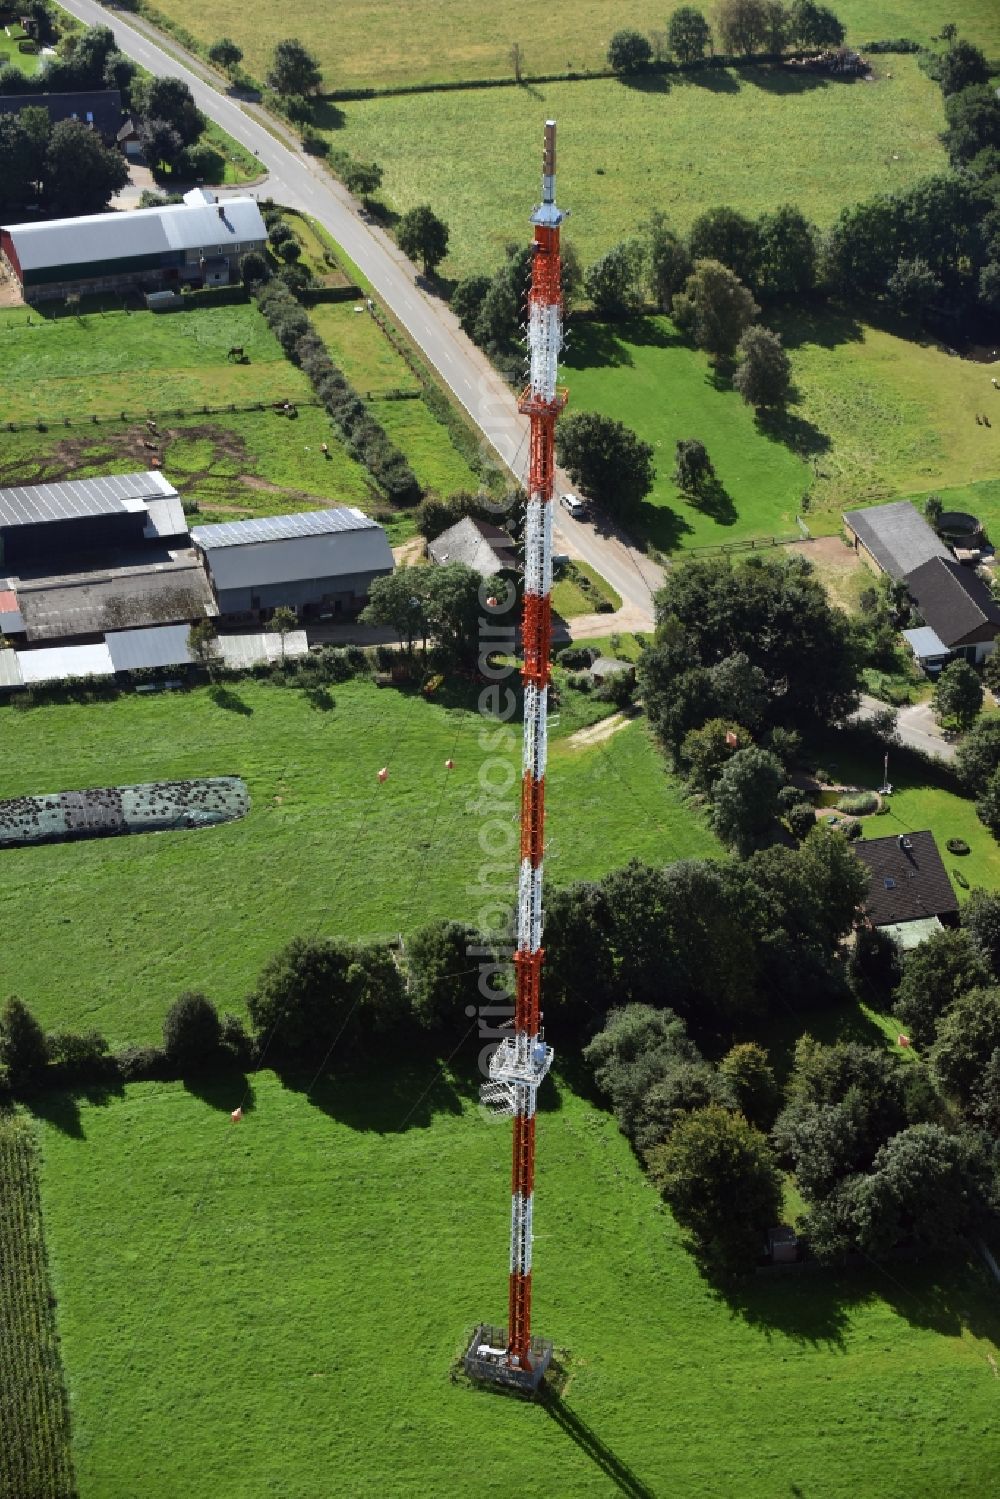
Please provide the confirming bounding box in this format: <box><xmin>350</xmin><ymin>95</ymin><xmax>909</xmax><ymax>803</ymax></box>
<box><xmin>564</xmin><ymin>711</ymin><xmax>636</xmax><ymax>749</ymax></box>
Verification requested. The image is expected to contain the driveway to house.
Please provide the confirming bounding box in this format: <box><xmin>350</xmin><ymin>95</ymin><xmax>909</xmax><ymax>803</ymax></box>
<box><xmin>855</xmin><ymin>692</ymin><xmax>957</xmax><ymax>763</ymax></box>
<box><xmin>56</xmin><ymin>0</ymin><xmax>663</xmax><ymax>623</ymax></box>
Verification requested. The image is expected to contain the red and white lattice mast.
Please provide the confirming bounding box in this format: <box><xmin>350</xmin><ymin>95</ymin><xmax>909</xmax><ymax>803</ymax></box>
<box><xmin>470</xmin><ymin>120</ymin><xmax>565</xmax><ymax>1392</ymax></box>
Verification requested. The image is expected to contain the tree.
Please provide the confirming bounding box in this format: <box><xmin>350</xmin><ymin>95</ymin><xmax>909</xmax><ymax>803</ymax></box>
<box><xmin>942</xmin><ymin>84</ymin><xmax>1000</xmax><ymax>166</ymax></box>
<box><xmin>642</xmin><ymin>209</ymin><xmax>692</xmax><ymax>310</ymax></box>
<box><xmin>542</xmin><ymin>881</ymin><xmax>617</xmax><ymax>1037</ymax></box>
<box><xmin>266</xmin><ymin>38</ymin><xmax>323</xmax><ymax>96</ymax></box>
<box><xmin>343</xmin><ymin>160</ymin><xmax>383</xmax><ymax>202</ymax></box>
<box><xmin>43</xmin><ymin>119</ymin><xmax>128</xmax><ymax>215</ymax></box>
<box><xmin>755</xmin><ymin>204</ymin><xmax>817</xmax><ymax>300</ymax></box>
<box><xmin>679</xmin><ymin>717</ymin><xmax>748</xmax><ymax>792</ymax></box>
<box><xmin>887</xmin><ymin>255</ymin><xmax>942</xmax><ymax>316</ymax></box>
<box><xmin>849</xmin><ymin>1124</ymin><xmax>988</xmax><ymax>1256</ymax></box>
<box><xmin>139</xmin><ymin>116</ymin><xmax>184</xmax><ymax>170</ymax></box>
<box><xmin>134</xmin><ymin>75</ymin><xmax>201</xmax><ymax>145</ymax></box>
<box><xmin>894</xmin><ymin>928</ymin><xmax>989</xmax><ymax>1049</ymax></box>
<box><xmin>421</xmin><ymin>563</ymin><xmax>481</xmax><ymax>664</ymax></box>
<box><xmin>208</xmin><ymin>37</ymin><xmax>243</xmax><ymax>72</ymax></box>
<box><xmin>241</xmin><ymin>250</ymin><xmax>269</xmax><ymax>286</ymax></box>
<box><xmin>715</xmin><ymin>0</ymin><xmax>770</xmax><ymax>56</ymax></box>
<box><xmin>0</xmin><ymin>996</ymin><xmax>48</xmax><ymax>1091</ymax></box>
<box><xmin>955</xmin><ymin>713</ymin><xmax>1000</xmax><ymax>795</ymax></box>
<box><xmin>360</xmin><ymin>568</ymin><xmax>427</xmax><ymax>653</ymax></box>
<box><xmin>962</xmin><ymin>889</ymin><xmax>1000</xmax><ymax>981</ymax></box>
<box><xmin>406</xmin><ymin>920</ymin><xmax>484</xmax><ymax>1032</ymax></box>
<box><xmin>668</xmin><ymin>6</ymin><xmax>712</xmax><ymax>63</ymax></box>
<box><xmin>451</xmin><ymin>274</ymin><xmax>491</xmax><ymax>336</ymax></box>
<box><xmin>673</xmin><ymin>437</ymin><xmax>716</xmax><ymax>497</ymax></box>
<box><xmin>188</xmin><ymin>618</ymin><xmax>218</xmax><ymax>670</ymax></box>
<box><xmin>975</xmin><ymin>768</ymin><xmax>1000</xmax><ymax>838</ymax></box>
<box><xmin>672</xmin><ymin>259</ymin><xmax>759</xmax><ymax>363</ymax></box>
<box><xmin>761</xmin><ymin>0</ymin><xmax>791</xmax><ymax>52</ymax></box>
<box><xmin>397</xmin><ymin>204</ymin><xmax>449</xmax><ymax>276</ymax></box>
<box><xmin>556</xmin><ymin>411</ymin><xmax>655</xmax><ymax>515</ymax></box>
<box><xmin>789</xmin><ymin>1</ymin><xmax>845</xmax><ymax>48</ymax></box>
<box><xmin>268</xmin><ymin>605</ymin><xmax>298</xmax><ymax>658</ymax></box>
<box><xmin>929</xmin><ymin>986</ymin><xmax>1000</xmax><ymax>1105</ymax></box>
<box><xmin>937</xmin><ymin>38</ymin><xmax>990</xmax><ymax>95</ymax></box>
<box><xmin>719</xmin><ymin>1042</ymin><xmax>779</xmax><ymax>1128</ymax></box>
<box><xmin>0</xmin><ymin>109</ymin><xmax>50</xmax><ymax>210</ymax></box>
<box><xmin>583</xmin><ymin>239</ymin><xmax>645</xmax><ymax>318</ymax></box>
<box><xmin>102</xmin><ymin>51</ymin><xmax>136</xmax><ymax>101</ymax></box>
<box><xmin>246</xmin><ymin>935</ymin><xmax>401</xmax><ymax>1056</ymax></box>
<box><xmin>980</xmin><ymin>260</ymin><xmax>1000</xmax><ymax>311</ymax></box>
<box><xmin>508</xmin><ymin>42</ymin><xmax>525</xmax><ymax>81</ymax></box>
<box><xmin>647</xmin><ymin>1105</ymin><xmax>782</xmax><ymax>1271</ymax></box>
<box><xmin>933</xmin><ymin>657</ymin><xmax>983</xmax><ymax>733</ymax></box>
<box><xmin>583</xmin><ymin>1004</ymin><xmax>701</xmax><ymax>1138</ymax></box>
<box><xmin>607</xmin><ymin>29</ymin><xmax>652</xmax><ymax>72</ymax></box>
<box><xmin>688</xmin><ymin>206</ymin><xmax>760</xmax><ymax>288</ymax></box>
<box><xmin>732</xmin><ymin>325</ymin><xmax>791</xmax><ymax>410</ymax></box>
<box><xmin>711</xmin><ymin>745</ymin><xmax>783</xmax><ymax>853</ymax></box>
<box><xmin>162</xmin><ymin>991</ymin><xmax>221</xmax><ymax>1071</ymax></box>
<box><xmin>642</xmin><ymin>552</ymin><xmax>860</xmax><ymax>738</ymax></box>
<box><xmin>786</xmin><ymin>800</ymin><xmax>817</xmax><ymax>841</ymax></box>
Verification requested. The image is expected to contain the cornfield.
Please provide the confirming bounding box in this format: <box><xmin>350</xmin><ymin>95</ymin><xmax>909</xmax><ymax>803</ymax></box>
<box><xmin>0</xmin><ymin>1112</ymin><xmax>76</xmax><ymax>1499</ymax></box>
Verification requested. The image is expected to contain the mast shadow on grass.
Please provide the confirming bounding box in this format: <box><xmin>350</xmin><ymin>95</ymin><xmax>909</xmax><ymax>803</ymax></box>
<box><xmin>540</xmin><ymin>1388</ymin><xmax>658</xmax><ymax>1499</ymax></box>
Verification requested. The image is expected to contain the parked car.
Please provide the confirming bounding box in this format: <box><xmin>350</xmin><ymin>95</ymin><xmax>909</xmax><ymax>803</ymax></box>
<box><xmin>560</xmin><ymin>493</ymin><xmax>586</xmax><ymax>518</ymax></box>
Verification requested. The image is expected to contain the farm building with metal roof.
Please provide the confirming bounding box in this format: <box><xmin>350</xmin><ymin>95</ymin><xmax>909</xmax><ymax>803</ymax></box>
<box><xmin>191</xmin><ymin>509</ymin><xmax>393</xmax><ymax>619</ymax></box>
<box><xmin>0</xmin><ymin>472</ymin><xmax>186</xmax><ymax>568</ymax></box>
<box><xmin>842</xmin><ymin>501</ymin><xmax>950</xmax><ymax>581</ymax></box>
<box><xmin>0</xmin><ymin>195</ymin><xmax>267</xmax><ymax>302</ymax></box>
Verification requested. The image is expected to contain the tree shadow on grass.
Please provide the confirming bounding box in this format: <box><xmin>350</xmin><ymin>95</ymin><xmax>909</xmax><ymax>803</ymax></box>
<box><xmin>540</xmin><ymin>1390</ymin><xmax>659</xmax><ymax>1499</ymax></box>
<box><xmin>302</xmin><ymin>686</ymin><xmax>335</xmax><ymax>711</ymax></box>
<box><xmin>619</xmin><ymin>70</ymin><xmax>670</xmax><ymax>95</ymax></box>
<box><xmin>623</xmin><ymin>499</ymin><xmax>694</xmax><ymax>553</ymax></box>
<box><xmin>688</xmin><ymin>477</ymin><xmax>738</xmax><ymax>526</ymax></box>
<box><xmin>770</xmin><ymin>304</ymin><xmax>864</xmax><ymax>352</ymax></box>
<box><xmin>277</xmin><ymin>1055</ymin><xmax>470</xmax><ymax>1134</ymax></box>
<box><xmin>757</xmin><ymin>407</ymin><xmax>831</xmax><ymax>462</ymax></box>
<box><xmin>28</xmin><ymin>1078</ymin><xmax>124</xmax><ymax>1140</ymax></box>
<box><xmin>561</xmin><ymin>320</ymin><xmax>635</xmax><ymax>372</ymax></box>
<box><xmin>209</xmin><ymin>684</ymin><xmax>253</xmax><ymax>715</ymax></box>
<box><xmin>742</xmin><ymin>63</ymin><xmax>831</xmax><ymax>94</ymax></box>
<box><xmin>312</xmin><ymin>100</ymin><xmax>345</xmax><ymax>131</ymax></box>
<box><xmin>183</xmin><ymin>1069</ymin><xmax>256</xmax><ymax>1115</ymax></box>
<box><xmin>676</xmin><ymin>66</ymin><xmax>740</xmax><ymax>93</ymax></box>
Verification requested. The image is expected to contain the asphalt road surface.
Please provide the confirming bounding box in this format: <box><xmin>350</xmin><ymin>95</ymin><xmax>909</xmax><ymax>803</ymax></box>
<box><xmin>57</xmin><ymin>0</ymin><xmax>664</xmax><ymax>621</ymax></box>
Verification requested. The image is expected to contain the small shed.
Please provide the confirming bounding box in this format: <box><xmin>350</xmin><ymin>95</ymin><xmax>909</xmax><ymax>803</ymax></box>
<box><xmin>767</xmin><ymin>1226</ymin><xmax>798</xmax><ymax>1264</ymax></box>
<box><xmin>902</xmin><ymin>625</ymin><xmax>950</xmax><ymax>676</ymax></box>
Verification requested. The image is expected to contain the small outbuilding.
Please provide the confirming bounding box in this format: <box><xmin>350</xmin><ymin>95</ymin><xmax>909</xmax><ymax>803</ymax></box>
<box><xmin>843</xmin><ymin>501</ymin><xmax>950</xmax><ymax>581</ymax></box>
<box><xmin>904</xmin><ymin>556</ymin><xmax>1000</xmax><ymax>666</ymax></box>
<box><xmin>191</xmin><ymin>508</ymin><xmax>393</xmax><ymax>620</ymax></box>
<box><xmin>426</xmin><ymin>516</ymin><xmax>518</xmax><ymax>578</ymax></box>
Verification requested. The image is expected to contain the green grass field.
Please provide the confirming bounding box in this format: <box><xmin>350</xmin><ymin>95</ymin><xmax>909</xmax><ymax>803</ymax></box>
<box><xmin>325</xmin><ymin>57</ymin><xmax>944</xmax><ymax>277</ymax></box>
<box><xmin>34</xmin><ymin>1070</ymin><xmax>1000</xmax><ymax>1499</ymax></box>
<box><xmin>563</xmin><ymin>317</ymin><xmax>811</xmax><ymax>551</ymax></box>
<box><xmin>0</xmin><ymin>302</ymin><xmax>312</xmax><ymax>425</ymax></box>
<box><xmin>146</xmin><ymin>0</ymin><xmax>1000</xmax><ymax>91</ymax></box>
<box><xmin>0</xmin><ymin>1110</ymin><xmax>75</xmax><ymax>1499</ymax></box>
<box><xmin>0</xmin><ymin>27</ymin><xmax>41</xmax><ymax>76</ymax></box>
<box><xmin>0</xmin><ymin>683</ymin><xmax>717</xmax><ymax>1045</ymax></box>
<box><xmin>774</xmin><ymin>312</ymin><xmax>1000</xmax><ymax>527</ymax></box>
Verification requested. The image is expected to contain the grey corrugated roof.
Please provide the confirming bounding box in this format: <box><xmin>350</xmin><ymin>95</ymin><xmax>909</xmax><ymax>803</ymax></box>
<box><xmin>843</xmin><ymin>501</ymin><xmax>950</xmax><ymax>581</ymax></box>
<box><xmin>906</xmin><ymin>557</ymin><xmax>1000</xmax><ymax>647</ymax></box>
<box><xmin>18</xmin><ymin>643</ymin><xmax>115</xmax><ymax>684</ymax></box>
<box><xmin>213</xmin><ymin>630</ymin><xmax>308</xmax><ymax>667</ymax></box>
<box><xmin>4</xmin><ymin>197</ymin><xmax>267</xmax><ymax>273</ymax></box>
<box><xmin>427</xmin><ymin>516</ymin><xmax>517</xmax><ymax>577</ymax></box>
<box><xmin>0</xmin><ymin>609</ymin><xmax>24</xmax><ymax>635</ymax></box>
<box><xmin>0</xmin><ymin>472</ymin><xmax>177</xmax><ymax>529</ymax></box>
<box><xmin>191</xmin><ymin>509</ymin><xmax>378</xmax><ymax>549</ymax></box>
<box><xmin>105</xmin><ymin>623</ymin><xmax>194</xmax><ymax>671</ymax></box>
<box><xmin>193</xmin><ymin>510</ymin><xmax>393</xmax><ymax>591</ymax></box>
<box><xmin>0</xmin><ymin>651</ymin><xmax>23</xmax><ymax>688</ymax></box>
<box><xmin>16</xmin><ymin>555</ymin><xmax>216</xmax><ymax>641</ymax></box>
<box><xmin>902</xmin><ymin>626</ymin><xmax>949</xmax><ymax>659</ymax></box>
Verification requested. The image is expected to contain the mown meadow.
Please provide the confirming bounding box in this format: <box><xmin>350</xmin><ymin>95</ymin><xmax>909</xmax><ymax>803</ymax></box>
<box><xmin>0</xmin><ymin>680</ymin><xmax>719</xmax><ymax>1045</ymax></box>
<box><xmin>324</xmin><ymin>56</ymin><xmax>946</xmax><ymax>278</ymax></box>
<box><xmin>32</xmin><ymin>1070</ymin><xmax>1000</xmax><ymax>1499</ymax></box>
<box><xmin>148</xmin><ymin>0</ymin><xmax>1000</xmax><ymax>91</ymax></box>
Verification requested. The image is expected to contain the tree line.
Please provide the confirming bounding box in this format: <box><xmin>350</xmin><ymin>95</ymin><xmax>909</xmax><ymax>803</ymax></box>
<box><xmin>607</xmin><ymin>2</ymin><xmax>847</xmax><ymax>75</ymax></box>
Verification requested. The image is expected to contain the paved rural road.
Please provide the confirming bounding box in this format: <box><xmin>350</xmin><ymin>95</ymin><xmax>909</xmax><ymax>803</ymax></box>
<box><xmin>855</xmin><ymin>692</ymin><xmax>957</xmax><ymax>763</ymax></box>
<box><xmin>57</xmin><ymin>0</ymin><xmax>663</xmax><ymax>622</ymax></box>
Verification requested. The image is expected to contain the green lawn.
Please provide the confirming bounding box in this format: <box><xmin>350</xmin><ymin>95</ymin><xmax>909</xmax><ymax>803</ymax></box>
<box><xmin>0</xmin><ymin>302</ymin><xmax>312</xmax><ymax>424</ymax></box>
<box><xmin>775</xmin><ymin>312</ymin><xmax>1000</xmax><ymax>527</ymax></box>
<box><xmin>324</xmin><ymin>57</ymin><xmax>945</xmax><ymax>277</ymax></box>
<box><xmin>143</xmin><ymin>0</ymin><xmax>1000</xmax><ymax>91</ymax></box>
<box><xmin>0</xmin><ymin>27</ymin><xmax>42</xmax><ymax>76</ymax></box>
<box><xmin>0</xmin><ymin>684</ymin><xmax>717</xmax><ymax>1045</ymax></box>
<box><xmin>563</xmin><ymin>317</ymin><xmax>811</xmax><ymax>552</ymax></box>
<box><xmin>34</xmin><ymin>1069</ymin><xmax>1000</xmax><ymax>1499</ymax></box>
<box><xmin>551</xmin><ymin>559</ymin><xmax>621</xmax><ymax>618</ymax></box>
<box><xmin>310</xmin><ymin>302</ymin><xmax>420</xmax><ymax>395</ymax></box>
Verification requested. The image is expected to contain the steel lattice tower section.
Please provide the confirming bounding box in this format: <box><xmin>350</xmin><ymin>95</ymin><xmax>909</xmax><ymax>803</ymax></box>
<box><xmin>467</xmin><ymin>120</ymin><xmax>564</xmax><ymax>1394</ymax></box>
